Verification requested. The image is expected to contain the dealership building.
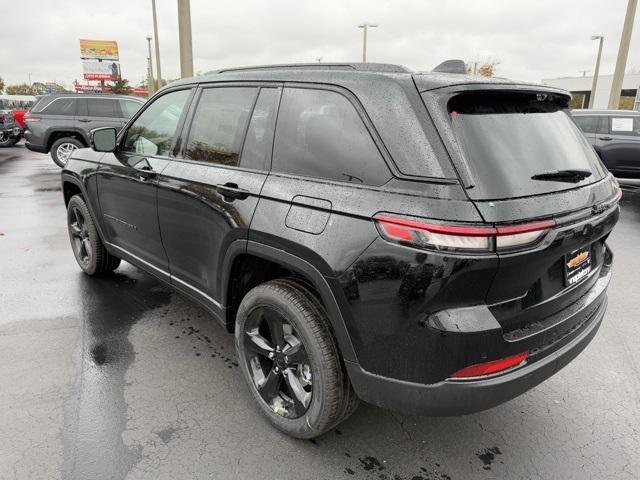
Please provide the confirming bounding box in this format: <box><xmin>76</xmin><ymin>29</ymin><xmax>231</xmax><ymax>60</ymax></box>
<box><xmin>541</xmin><ymin>72</ymin><xmax>640</xmax><ymax>110</ymax></box>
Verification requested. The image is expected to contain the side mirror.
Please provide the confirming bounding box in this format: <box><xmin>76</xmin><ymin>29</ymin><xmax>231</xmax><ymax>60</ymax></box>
<box><xmin>90</xmin><ymin>127</ymin><xmax>117</xmax><ymax>152</ymax></box>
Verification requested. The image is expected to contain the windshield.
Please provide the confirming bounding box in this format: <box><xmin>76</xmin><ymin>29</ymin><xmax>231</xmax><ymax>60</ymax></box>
<box><xmin>445</xmin><ymin>91</ymin><xmax>607</xmax><ymax>200</ymax></box>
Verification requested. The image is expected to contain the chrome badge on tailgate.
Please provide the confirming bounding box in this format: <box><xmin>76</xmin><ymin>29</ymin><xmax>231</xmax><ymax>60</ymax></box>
<box><xmin>565</xmin><ymin>248</ymin><xmax>591</xmax><ymax>286</ymax></box>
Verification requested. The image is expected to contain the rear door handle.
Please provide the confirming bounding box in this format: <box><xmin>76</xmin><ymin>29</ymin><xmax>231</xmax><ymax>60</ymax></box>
<box><xmin>216</xmin><ymin>182</ymin><xmax>250</xmax><ymax>200</ymax></box>
<box><xmin>77</xmin><ymin>118</ymin><xmax>91</xmax><ymax>123</ymax></box>
<box><xmin>599</xmin><ymin>136</ymin><xmax>613</xmax><ymax>141</ymax></box>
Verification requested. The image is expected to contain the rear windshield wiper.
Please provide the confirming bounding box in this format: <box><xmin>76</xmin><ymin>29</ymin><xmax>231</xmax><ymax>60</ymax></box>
<box><xmin>531</xmin><ymin>169</ymin><xmax>592</xmax><ymax>183</ymax></box>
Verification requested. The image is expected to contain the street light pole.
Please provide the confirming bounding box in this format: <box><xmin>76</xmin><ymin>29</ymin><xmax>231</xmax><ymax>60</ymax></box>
<box><xmin>146</xmin><ymin>35</ymin><xmax>154</xmax><ymax>96</ymax></box>
<box><xmin>177</xmin><ymin>0</ymin><xmax>194</xmax><ymax>78</ymax></box>
<box><xmin>589</xmin><ymin>35</ymin><xmax>604</xmax><ymax>108</ymax></box>
<box><xmin>151</xmin><ymin>0</ymin><xmax>163</xmax><ymax>89</ymax></box>
<box><xmin>608</xmin><ymin>0</ymin><xmax>638</xmax><ymax>109</ymax></box>
<box><xmin>358</xmin><ymin>22</ymin><xmax>378</xmax><ymax>62</ymax></box>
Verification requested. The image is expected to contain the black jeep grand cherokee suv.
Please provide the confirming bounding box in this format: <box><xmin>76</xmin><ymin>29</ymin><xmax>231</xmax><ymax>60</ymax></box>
<box><xmin>60</xmin><ymin>62</ymin><xmax>620</xmax><ymax>438</ymax></box>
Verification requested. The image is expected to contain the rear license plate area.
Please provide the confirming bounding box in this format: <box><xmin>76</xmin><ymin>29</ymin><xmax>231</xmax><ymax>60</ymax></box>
<box><xmin>564</xmin><ymin>247</ymin><xmax>591</xmax><ymax>287</ymax></box>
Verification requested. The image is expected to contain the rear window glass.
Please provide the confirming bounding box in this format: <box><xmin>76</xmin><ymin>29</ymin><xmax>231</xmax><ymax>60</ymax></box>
<box><xmin>29</xmin><ymin>97</ymin><xmax>49</xmax><ymax>112</ymax></box>
<box><xmin>120</xmin><ymin>99</ymin><xmax>142</xmax><ymax>118</ymax></box>
<box><xmin>445</xmin><ymin>91</ymin><xmax>607</xmax><ymax>200</ymax></box>
<box><xmin>41</xmin><ymin>98</ymin><xmax>76</xmax><ymax>115</ymax></box>
<box><xmin>272</xmin><ymin>88</ymin><xmax>391</xmax><ymax>186</ymax></box>
<box><xmin>185</xmin><ymin>87</ymin><xmax>257</xmax><ymax>166</ymax></box>
<box><xmin>573</xmin><ymin>115</ymin><xmax>598</xmax><ymax>134</ymax></box>
<box><xmin>87</xmin><ymin>98</ymin><xmax>118</xmax><ymax>118</ymax></box>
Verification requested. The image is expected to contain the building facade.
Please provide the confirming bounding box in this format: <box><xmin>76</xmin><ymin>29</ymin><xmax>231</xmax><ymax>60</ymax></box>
<box><xmin>541</xmin><ymin>73</ymin><xmax>640</xmax><ymax>110</ymax></box>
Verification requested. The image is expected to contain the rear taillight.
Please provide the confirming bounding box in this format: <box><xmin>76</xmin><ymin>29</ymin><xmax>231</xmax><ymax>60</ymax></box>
<box><xmin>450</xmin><ymin>351</ymin><xmax>528</xmax><ymax>379</ymax></box>
<box><xmin>0</xmin><ymin>114</ymin><xmax>4</xmax><ymax>124</ymax></box>
<box><xmin>373</xmin><ymin>214</ymin><xmax>555</xmax><ymax>253</ymax></box>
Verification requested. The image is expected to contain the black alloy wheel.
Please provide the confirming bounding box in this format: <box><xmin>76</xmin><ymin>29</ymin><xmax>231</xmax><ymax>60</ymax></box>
<box><xmin>66</xmin><ymin>195</ymin><xmax>121</xmax><ymax>275</ymax></box>
<box><xmin>242</xmin><ymin>306</ymin><xmax>313</xmax><ymax>419</ymax></box>
<box><xmin>69</xmin><ymin>205</ymin><xmax>92</xmax><ymax>269</ymax></box>
<box><xmin>235</xmin><ymin>279</ymin><xmax>359</xmax><ymax>438</ymax></box>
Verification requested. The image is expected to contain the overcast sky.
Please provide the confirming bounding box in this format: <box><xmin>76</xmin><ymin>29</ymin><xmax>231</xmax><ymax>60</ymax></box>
<box><xmin>2</xmin><ymin>0</ymin><xmax>640</xmax><ymax>88</ymax></box>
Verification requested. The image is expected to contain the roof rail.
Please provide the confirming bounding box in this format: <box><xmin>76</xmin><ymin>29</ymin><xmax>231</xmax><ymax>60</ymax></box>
<box><xmin>208</xmin><ymin>63</ymin><xmax>411</xmax><ymax>75</ymax></box>
<box><xmin>432</xmin><ymin>59</ymin><xmax>467</xmax><ymax>74</ymax></box>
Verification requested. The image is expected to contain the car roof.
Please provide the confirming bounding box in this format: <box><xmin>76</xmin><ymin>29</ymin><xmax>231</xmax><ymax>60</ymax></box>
<box><xmin>572</xmin><ymin>108</ymin><xmax>640</xmax><ymax>115</ymax></box>
<box><xmin>165</xmin><ymin>62</ymin><xmax>562</xmax><ymax>94</ymax></box>
<box><xmin>39</xmin><ymin>93</ymin><xmax>143</xmax><ymax>101</ymax></box>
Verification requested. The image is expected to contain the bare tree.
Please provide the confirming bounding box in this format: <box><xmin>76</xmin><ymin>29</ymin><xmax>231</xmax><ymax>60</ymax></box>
<box><xmin>466</xmin><ymin>59</ymin><xmax>501</xmax><ymax>77</ymax></box>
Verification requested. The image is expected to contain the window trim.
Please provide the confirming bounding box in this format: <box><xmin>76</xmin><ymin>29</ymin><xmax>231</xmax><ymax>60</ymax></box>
<box><xmin>238</xmin><ymin>86</ymin><xmax>281</xmax><ymax>171</ymax></box>
<box><xmin>270</xmin><ymin>82</ymin><xmax>394</xmax><ymax>187</ymax></box>
<box><xmin>117</xmin><ymin>86</ymin><xmax>196</xmax><ymax>159</ymax></box>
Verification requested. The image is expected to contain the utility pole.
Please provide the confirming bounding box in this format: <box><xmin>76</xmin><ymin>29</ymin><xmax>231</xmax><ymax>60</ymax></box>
<box><xmin>146</xmin><ymin>35</ymin><xmax>154</xmax><ymax>96</ymax></box>
<box><xmin>589</xmin><ymin>35</ymin><xmax>604</xmax><ymax>108</ymax></box>
<box><xmin>177</xmin><ymin>0</ymin><xmax>194</xmax><ymax>78</ymax></box>
<box><xmin>608</xmin><ymin>0</ymin><xmax>638</xmax><ymax>109</ymax></box>
<box><xmin>151</xmin><ymin>0</ymin><xmax>163</xmax><ymax>88</ymax></box>
<box><xmin>358</xmin><ymin>22</ymin><xmax>378</xmax><ymax>62</ymax></box>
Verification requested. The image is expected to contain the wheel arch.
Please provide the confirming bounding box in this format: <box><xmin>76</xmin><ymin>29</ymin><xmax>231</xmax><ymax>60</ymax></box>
<box><xmin>61</xmin><ymin>173</ymin><xmax>108</xmax><ymax>246</ymax></box>
<box><xmin>46</xmin><ymin>128</ymin><xmax>89</xmax><ymax>152</ymax></box>
<box><xmin>221</xmin><ymin>240</ymin><xmax>358</xmax><ymax>363</ymax></box>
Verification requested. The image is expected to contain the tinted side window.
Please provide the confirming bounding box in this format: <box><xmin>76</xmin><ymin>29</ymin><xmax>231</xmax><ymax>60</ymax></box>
<box><xmin>573</xmin><ymin>115</ymin><xmax>598</xmax><ymax>134</ymax></box>
<box><xmin>185</xmin><ymin>87</ymin><xmax>257</xmax><ymax>166</ymax></box>
<box><xmin>42</xmin><ymin>98</ymin><xmax>76</xmax><ymax>115</ymax></box>
<box><xmin>120</xmin><ymin>99</ymin><xmax>142</xmax><ymax>118</ymax></box>
<box><xmin>610</xmin><ymin>116</ymin><xmax>640</xmax><ymax>137</ymax></box>
<box><xmin>240</xmin><ymin>88</ymin><xmax>279</xmax><ymax>170</ymax></box>
<box><xmin>87</xmin><ymin>98</ymin><xmax>118</xmax><ymax>118</ymax></box>
<box><xmin>272</xmin><ymin>88</ymin><xmax>390</xmax><ymax>185</ymax></box>
<box><xmin>123</xmin><ymin>89</ymin><xmax>190</xmax><ymax>156</ymax></box>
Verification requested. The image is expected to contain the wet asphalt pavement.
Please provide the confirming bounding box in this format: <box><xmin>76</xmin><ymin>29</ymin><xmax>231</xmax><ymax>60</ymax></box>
<box><xmin>1</xmin><ymin>144</ymin><xmax>639</xmax><ymax>480</ymax></box>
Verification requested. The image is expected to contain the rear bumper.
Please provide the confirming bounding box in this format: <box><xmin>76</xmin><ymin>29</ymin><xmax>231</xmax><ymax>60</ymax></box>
<box><xmin>25</xmin><ymin>137</ymin><xmax>47</xmax><ymax>153</ymax></box>
<box><xmin>346</xmin><ymin>256</ymin><xmax>611</xmax><ymax>416</ymax></box>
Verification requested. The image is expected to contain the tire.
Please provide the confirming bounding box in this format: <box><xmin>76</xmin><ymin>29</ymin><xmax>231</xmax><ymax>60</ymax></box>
<box><xmin>235</xmin><ymin>279</ymin><xmax>357</xmax><ymax>438</ymax></box>
<box><xmin>67</xmin><ymin>195</ymin><xmax>120</xmax><ymax>275</ymax></box>
<box><xmin>0</xmin><ymin>132</ymin><xmax>19</xmax><ymax>148</ymax></box>
<box><xmin>51</xmin><ymin>137</ymin><xmax>83</xmax><ymax>167</ymax></box>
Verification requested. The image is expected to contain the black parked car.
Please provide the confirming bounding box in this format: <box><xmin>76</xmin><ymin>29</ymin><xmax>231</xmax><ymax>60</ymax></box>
<box><xmin>60</xmin><ymin>62</ymin><xmax>620</xmax><ymax>438</ymax></box>
<box><xmin>0</xmin><ymin>109</ymin><xmax>21</xmax><ymax>147</ymax></box>
<box><xmin>24</xmin><ymin>93</ymin><xmax>144</xmax><ymax>167</ymax></box>
<box><xmin>572</xmin><ymin>109</ymin><xmax>640</xmax><ymax>178</ymax></box>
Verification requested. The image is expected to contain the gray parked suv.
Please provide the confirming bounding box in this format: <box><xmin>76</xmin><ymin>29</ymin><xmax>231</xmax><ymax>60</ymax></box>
<box><xmin>572</xmin><ymin>109</ymin><xmax>640</xmax><ymax>178</ymax></box>
<box><xmin>24</xmin><ymin>93</ymin><xmax>144</xmax><ymax>167</ymax></box>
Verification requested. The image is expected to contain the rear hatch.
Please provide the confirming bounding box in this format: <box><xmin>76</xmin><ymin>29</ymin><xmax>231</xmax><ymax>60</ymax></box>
<box><xmin>421</xmin><ymin>86</ymin><xmax>620</xmax><ymax>336</ymax></box>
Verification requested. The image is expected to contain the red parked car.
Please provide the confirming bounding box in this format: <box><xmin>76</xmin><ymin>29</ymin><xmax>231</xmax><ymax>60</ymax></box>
<box><xmin>0</xmin><ymin>95</ymin><xmax>37</xmax><ymax>130</ymax></box>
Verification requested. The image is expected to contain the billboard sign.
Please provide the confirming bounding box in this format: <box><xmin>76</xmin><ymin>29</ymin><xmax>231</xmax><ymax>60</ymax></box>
<box><xmin>80</xmin><ymin>39</ymin><xmax>119</xmax><ymax>61</ymax></box>
<box><xmin>74</xmin><ymin>84</ymin><xmax>103</xmax><ymax>93</ymax></box>
<box><xmin>82</xmin><ymin>60</ymin><xmax>121</xmax><ymax>81</ymax></box>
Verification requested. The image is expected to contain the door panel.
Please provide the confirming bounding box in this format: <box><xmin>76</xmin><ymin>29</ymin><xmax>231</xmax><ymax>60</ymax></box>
<box><xmin>97</xmin><ymin>154</ymin><xmax>171</xmax><ymax>274</ymax></box>
<box><xmin>156</xmin><ymin>85</ymin><xmax>278</xmax><ymax>306</ymax></box>
<box><xmin>597</xmin><ymin>115</ymin><xmax>640</xmax><ymax>175</ymax></box>
<box><xmin>97</xmin><ymin>88</ymin><xmax>194</xmax><ymax>277</ymax></box>
<box><xmin>157</xmin><ymin>164</ymin><xmax>267</xmax><ymax>302</ymax></box>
